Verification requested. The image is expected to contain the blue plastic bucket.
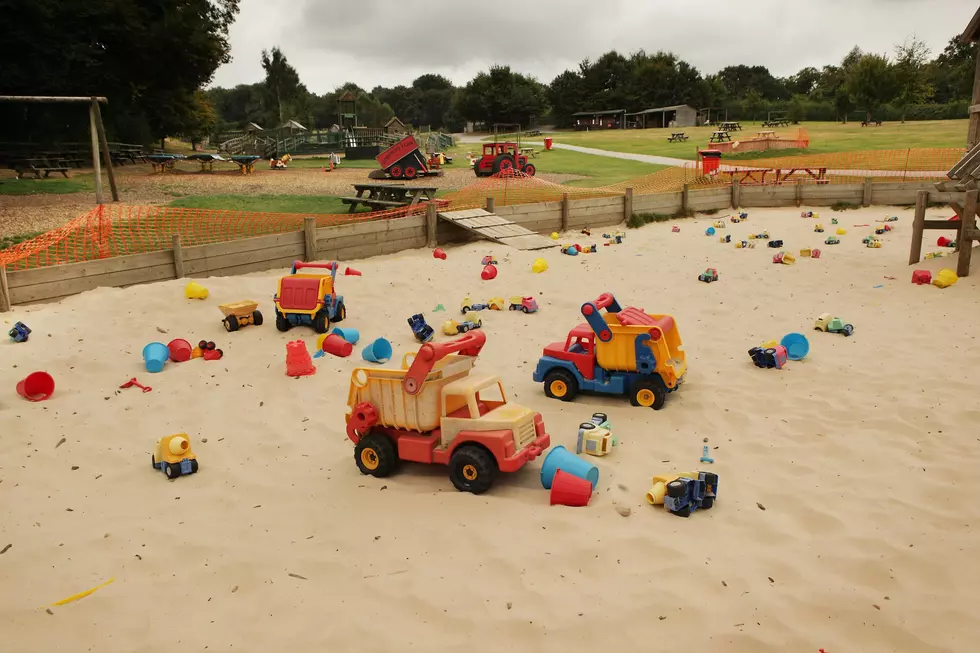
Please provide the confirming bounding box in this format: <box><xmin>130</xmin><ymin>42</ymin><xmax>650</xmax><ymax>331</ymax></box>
<box><xmin>142</xmin><ymin>342</ymin><xmax>170</xmax><ymax>373</ymax></box>
<box><xmin>780</xmin><ymin>332</ymin><xmax>809</xmax><ymax>361</ymax></box>
<box><xmin>361</xmin><ymin>338</ymin><xmax>392</xmax><ymax>364</ymax></box>
<box><xmin>705</xmin><ymin>227</ymin><xmax>716</xmax><ymax>236</ymax></box>
<box><xmin>331</xmin><ymin>327</ymin><xmax>360</xmax><ymax>345</ymax></box>
<box><xmin>540</xmin><ymin>445</ymin><xmax>599</xmax><ymax>490</ymax></box>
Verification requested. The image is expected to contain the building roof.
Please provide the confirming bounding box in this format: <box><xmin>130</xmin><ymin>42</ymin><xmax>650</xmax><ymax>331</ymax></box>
<box><xmin>281</xmin><ymin>119</ymin><xmax>307</xmax><ymax>131</ymax></box>
<box><xmin>338</xmin><ymin>90</ymin><xmax>357</xmax><ymax>102</ymax></box>
<box><xmin>572</xmin><ymin>109</ymin><xmax>625</xmax><ymax>117</ymax></box>
<box><xmin>625</xmin><ymin>104</ymin><xmax>696</xmax><ymax>116</ymax></box>
<box><xmin>385</xmin><ymin>116</ymin><xmax>407</xmax><ymax>128</ymax></box>
<box><xmin>245</xmin><ymin>122</ymin><xmax>263</xmax><ymax>131</ymax></box>
<box><xmin>962</xmin><ymin>6</ymin><xmax>980</xmax><ymax>43</ymax></box>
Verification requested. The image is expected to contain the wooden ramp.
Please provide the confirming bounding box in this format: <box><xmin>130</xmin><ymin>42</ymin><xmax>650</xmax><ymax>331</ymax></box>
<box><xmin>438</xmin><ymin>208</ymin><xmax>557</xmax><ymax>250</ymax></box>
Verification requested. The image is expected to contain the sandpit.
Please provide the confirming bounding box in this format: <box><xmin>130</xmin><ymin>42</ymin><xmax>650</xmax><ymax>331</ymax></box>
<box><xmin>1</xmin><ymin>206</ymin><xmax>978</xmax><ymax>652</ymax></box>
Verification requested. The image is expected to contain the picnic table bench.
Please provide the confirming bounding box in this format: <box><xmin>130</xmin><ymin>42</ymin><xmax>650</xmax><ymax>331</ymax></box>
<box><xmin>861</xmin><ymin>119</ymin><xmax>883</xmax><ymax>127</ymax></box>
<box><xmin>525</xmin><ymin>129</ymin><xmax>542</xmax><ymax>137</ymax></box>
<box><xmin>710</xmin><ymin>130</ymin><xmax>733</xmax><ymax>143</ymax></box>
<box><xmin>9</xmin><ymin>158</ymin><xmax>69</xmax><ymax>179</ymax></box>
<box><xmin>762</xmin><ymin>119</ymin><xmax>790</xmax><ymax>127</ymax></box>
<box><xmin>145</xmin><ymin>154</ymin><xmax>184</xmax><ymax>173</ymax></box>
<box><xmin>667</xmin><ymin>131</ymin><xmax>689</xmax><ymax>142</ymax></box>
<box><xmin>520</xmin><ymin>147</ymin><xmax>537</xmax><ymax>159</ymax></box>
<box><xmin>719</xmin><ymin>121</ymin><xmax>742</xmax><ymax>132</ymax></box>
<box><xmin>230</xmin><ymin>155</ymin><xmax>261</xmax><ymax>175</ymax></box>
<box><xmin>340</xmin><ymin>183</ymin><xmax>439</xmax><ymax>213</ymax></box>
<box><xmin>756</xmin><ymin>130</ymin><xmax>776</xmax><ymax>139</ymax></box>
<box><xmin>720</xmin><ymin>166</ymin><xmax>829</xmax><ymax>185</ymax></box>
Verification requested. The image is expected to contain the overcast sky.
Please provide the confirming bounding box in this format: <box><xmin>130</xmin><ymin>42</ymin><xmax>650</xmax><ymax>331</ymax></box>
<box><xmin>210</xmin><ymin>0</ymin><xmax>978</xmax><ymax>93</ymax></box>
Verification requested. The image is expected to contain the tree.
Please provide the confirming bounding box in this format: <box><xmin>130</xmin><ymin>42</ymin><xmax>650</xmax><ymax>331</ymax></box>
<box><xmin>787</xmin><ymin>94</ymin><xmax>808</xmax><ymax>122</ymax></box>
<box><xmin>0</xmin><ymin>0</ymin><xmax>240</xmax><ymax>144</ymax></box>
<box><xmin>182</xmin><ymin>91</ymin><xmax>217</xmax><ymax>150</ymax></box>
<box><xmin>261</xmin><ymin>47</ymin><xmax>303</xmax><ymax>125</ymax></box>
<box><xmin>894</xmin><ymin>37</ymin><xmax>933</xmax><ymax>122</ymax></box>
<box><xmin>743</xmin><ymin>89</ymin><xmax>764</xmax><ymax>121</ymax></box>
<box><xmin>454</xmin><ymin>66</ymin><xmax>547</xmax><ymax>127</ymax></box>
<box><xmin>547</xmin><ymin>70</ymin><xmax>586</xmax><ymax>127</ymax></box>
<box><xmin>718</xmin><ymin>65</ymin><xmax>788</xmax><ymax>101</ymax></box>
<box><xmin>788</xmin><ymin>67</ymin><xmax>821</xmax><ymax>96</ymax></box>
<box><xmin>929</xmin><ymin>36</ymin><xmax>978</xmax><ymax>103</ymax></box>
<box><xmin>834</xmin><ymin>87</ymin><xmax>854</xmax><ymax>122</ymax></box>
<box><xmin>846</xmin><ymin>54</ymin><xmax>896</xmax><ymax>121</ymax></box>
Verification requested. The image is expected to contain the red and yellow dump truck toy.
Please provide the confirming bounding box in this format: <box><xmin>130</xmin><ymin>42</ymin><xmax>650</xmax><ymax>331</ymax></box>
<box><xmin>532</xmin><ymin>292</ymin><xmax>686</xmax><ymax>410</ymax></box>
<box><xmin>370</xmin><ymin>135</ymin><xmax>445</xmax><ymax>180</ymax></box>
<box><xmin>345</xmin><ymin>331</ymin><xmax>550</xmax><ymax>494</ymax></box>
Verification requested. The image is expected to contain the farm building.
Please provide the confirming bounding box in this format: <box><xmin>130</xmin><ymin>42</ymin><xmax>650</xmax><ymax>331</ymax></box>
<box><xmin>385</xmin><ymin>117</ymin><xmax>409</xmax><ymax>136</ymax></box>
<box><xmin>625</xmin><ymin>105</ymin><xmax>698</xmax><ymax>129</ymax></box>
<box><xmin>573</xmin><ymin>109</ymin><xmax>626</xmax><ymax>130</ymax></box>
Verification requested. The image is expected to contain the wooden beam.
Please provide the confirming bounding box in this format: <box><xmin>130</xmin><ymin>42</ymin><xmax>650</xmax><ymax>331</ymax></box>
<box><xmin>485</xmin><ymin>196</ymin><xmax>495</xmax><ymax>214</ymax></box>
<box><xmin>968</xmin><ymin>45</ymin><xmax>980</xmax><ymax>149</ymax></box>
<box><xmin>624</xmin><ymin>187</ymin><xmax>633</xmax><ymax>221</ymax></box>
<box><xmin>682</xmin><ymin>183</ymin><xmax>690</xmax><ymax>214</ymax></box>
<box><xmin>731</xmin><ymin>177</ymin><xmax>740</xmax><ymax>209</ymax></box>
<box><xmin>957</xmin><ymin>189</ymin><xmax>977</xmax><ymax>277</ymax></box>
<box><xmin>172</xmin><ymin>234</ymin><xmax>185</xmax><ymax>279</ymax></box>
<box><xmin>425</xmin><ymin>202</ymin><xmax>437</xmax><ymax>248</ymax></box>
<box><xmin>304</xmin><ymin>217</ymin><xmax>318</xmax><ymax>262</ymax></box>
<box><xmin>863</xmin><ymin>177</ymin><xmax>873</xmax><ymax>207</ymax></box>
<box><xmin>560</xmin><ymin>194</ymin><xmax>569</xmax><ymax>232</ymax></box>
<box><xmin>0</xmin><ymin>265</ymin><xmax>10</xmax><ymax>312</ymax></box>
<box><xmin>92</xmin><ymin>98</ymin><xmax>118</xmax><ymax>202</ymax></box>
<box><xmin>0</xmin><ymin>95</ymin><xmax>107</xmax><ymax>103</ymax></box>
<box><xmin>909</xmin><ymin>190</ymin><xmax>927</xmax><ymax>265</ymax></box>
<box><xmin>89</xmin><ymin>103</ymin><xmax>103</xmax><ymax>204</ymax></box>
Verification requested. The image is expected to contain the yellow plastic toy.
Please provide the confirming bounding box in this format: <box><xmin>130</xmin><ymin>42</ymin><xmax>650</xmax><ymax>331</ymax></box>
<box><xmin>933</xmin><ymin>269</ymin><xmax>959</xmax><ymax>288</ymax></box>
<box><xmin>780</xmin><ymin>252</ymin><xmax>796</xmax><ymax>265</ymax></box>
<box><xmin>646</xmin><ymin>472</ymin><xmax>700</xmax><ymax>504</ymax></box>
<box><xmin>550</xmin><ymin>232</ymin><xmax>559</xmax><ymax>240</ymax></box>
<box><xmin>218</xmin><ymin>300</ymin><xmax>262</xmax><ymax>331</ymax></box>
<box><xmin>577</xmin><ymin>422</ymin><xmax>614</xmax><ymax>456</ymax></box>
<box><xmin>184</xmin><ymin>281</ymin><xmax>209</xmax><ymax>300</ymax></box>
<box><xmin>713</xmin><ymin>220</ymin><xmax>726</xmax><ymax>229</ymax></box>
<box><xmin>814</xmin><ymin>224</ymin><xmax>824</xmax><ymax>233</ymax></box>
<box><xmin>532</xmin><ymin>258</ymin><xmax>548</xmax><ymax>273</ymax></box>
<box><xmin>151</xmin><ymin>434</ymin><xmax>198</xmax><ymax>479</ymax></box>
<box><xmin>761</xmin><ymin>339</ymin><xmax>778</xmax><ymax>348</ymax></box>
<box><xmin>836</xmin><ymin>227</ymin><xmax>847</xmax><ymax>235</ymax></box>
<box><xmin>800</xmin><ymin>248</ymin><xmax>812</xmax><ymax>257</ymax></box>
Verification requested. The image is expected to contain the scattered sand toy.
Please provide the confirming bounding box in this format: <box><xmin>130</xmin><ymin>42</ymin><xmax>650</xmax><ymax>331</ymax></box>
<box><xmin>814</xmin><ymin>313</ymin><xmax>854</xmax><ymax>337</ymax></box>
<box><xmin>933</xmin><ymin>269</ymin><xmax>959</xmax><ymax>288</ymax></box>
<box><xmin>8</xmin><ymin>321</ymin><xmax>31</xmax><ymax>342</ymax></box>
<box><xmin>184</xmin><ymin>281</ymin><xmax>209</xmax><ymax>300</ymax></box>
<box><xmin>646</xmin><ymin>472</ymin><xmax>719</xmax><ymax>518</ymax></box>
<box><xmin>219</xmin><ymin>300</ymin><xmax>263</xmax><ymax>332</ymax></box>
<box><xmin>152</xmin><ymin>434</ymin><xmax>199</xmax><ymax>479</ymax></box>
<box><xmin>698</xmin><ymin>268</ymin><xmax>719</xmax><ymax>283</ymax></box>
<box><xmin>576</xmin><ymin>413</ymin><xmax>616</xmax><ymax>456</ymax></box>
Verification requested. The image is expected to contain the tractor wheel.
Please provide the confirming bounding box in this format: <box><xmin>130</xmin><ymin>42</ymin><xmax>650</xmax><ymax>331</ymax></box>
<box><xmin>190</xmin><ymin>460</ymin><xmax>199</xmax><ymax>474</ymax></box>
<box><xmin>151</xmin><ymin>454</ymin><xmax>156</xmax><ymax>469</ymax></box>
<box><xmin>165</xmin><ymin>463</ymin><xmax>181</xmax><ymax>479</ymax></box>
<box><xmin>389</xmin><ymin>165</ymin><xmax>403</xmax><ymax>179</ymax></box>
<box><xmin>523</xmin><ymin>163</ymin><xmax>536</xmax><ymax>176</ymax></box>
<box><xmin>630</xmin><ymin>378</ymin><xmax>666</xmax><ymax>410</ymax></box>
<box><xmin>354</xmin><ymin>433</ymin><xmax>397</xmax><ymax>478</ymax></box>
<box><xmin>252</xmin><ymin>310</ymin><xmax>263</xmax><ymax>326</ymax></box>
<box><xmin>543</xmin><ymin>369</ymin><xmax>578</xmax><ymax>402</ymax></box>
<box><xmin>701</xmin><ymin>496</ymin><xmax>715</xmax><ymax>509</ymax></box>
<box><xmin>521</xmin><ymin>306</ymin><xmax>529</xmax><ymax>314</ymax></box>
<box><xmin>671</xmin><ymin>505</ymin><xmax>693</xmax><ymax>518</ymax></box>
<box><xmin>223</xmin><ymin>316</ymin><xmax>239</xmax><ymax>332</ymax></box>
<box><xmin>459</xmin><ymin>325</ymin><xmax>469</xmax><ymax>333</ymax></box>
<box><xmin>312</xmin><ymin>310</ymin><xmax>329</xmax><ymax>334</ymax></box>
<box><xmin>275</xmin><ymin>311</ymin><xmax>291</xmax><ymax>332</ymax></box>
<box><xmin>492</xmin><ymin>155</ymin><xmax>515</xmax><ymax>175</ymax></box>
<box><xmin>404</xmin><ymin>166</ymin><xmax>418</xmax><ymax>179</ymax></box>
<box><xmin>842</xmin><ymin>324</ymin><xmax>854</xmax><ymax>337</ymax></box>
<box><xmin>448</xmin><ymin>445</ymin><xmax>498</xmax><ymax>494</ymax></box>
<box><xmin>666</xmin><ymin>479</ymin><xmax>686</xmax><ymax>498</ymax></box>
<box><xmin>334</xmin><ymin>302</ymin><xmax>346</xmax><ymax>323</ymax></box>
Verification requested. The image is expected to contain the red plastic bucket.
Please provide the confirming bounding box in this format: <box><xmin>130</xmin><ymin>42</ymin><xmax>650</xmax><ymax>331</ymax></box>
<box><xmin>481</xmin><ymin>264</ymin><xmax>498</xmax><ymax>280</ymax></box>
<box><xmin>550</xmin><ymin>469</ymin><xmax>593</xmax><ymax>507</ymax></box>
<box><xmin>544</xmin><ymin>137</ymin><xmax>553</xmax><ymax>151</ymax></box>
<box><xmin>17</xmin><ymin>371</ymin><xmax>55</xmax><ymax>402</ymax></box>
<box><xmin>321</xmin><ymin>334</ymin><xmax>353</xmax><ymax>357</ymax></box>
<box><xmin>167</xmin><ymin>338</ymin><xmax>192</xmax><ymax>362</ymax></box>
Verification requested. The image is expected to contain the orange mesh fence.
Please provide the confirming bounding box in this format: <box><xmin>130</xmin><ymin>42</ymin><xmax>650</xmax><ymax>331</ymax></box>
<box><xmin>0</xmin><ymin>201</ymin><xmax>443</xmax><ymax>271</ymax></box>
<box><xmin>443</xmin><ymin>169</ymin><xmax>620</xmax><ymax>209</ymax></box>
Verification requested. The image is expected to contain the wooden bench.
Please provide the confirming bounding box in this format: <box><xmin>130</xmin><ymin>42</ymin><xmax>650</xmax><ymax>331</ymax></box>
<box><xmin>10</xmin><ymin>158</ymin><xmax>69</xmax><ymax>179</ymax></box>
<box><xmin>341</xmin><ymin>183</ymin><xmax>439</xmax><ymax>213</ymax></box>
<box><xmin>520</xmin><ymin>147</ymin><xmax>537</xmax><ymax>158</ymax></box>
<box><xmin>667</xmin><ymin>132</ymin><xmax>689</xmax><ymax>142</ymax></box>
<box><xmin>709</xmin><ymin>131</ymin><xmax>733</xmax><ymax>143</ymax></box>
<box><xmin>719</xmin><ymin>121</ymin><xmax>742</xmax><ymax>132</ymax></box>
<box><xmin>861</xmin><ymin>119</ymin><xmax>883</xmax><ymax>127</ymax></box>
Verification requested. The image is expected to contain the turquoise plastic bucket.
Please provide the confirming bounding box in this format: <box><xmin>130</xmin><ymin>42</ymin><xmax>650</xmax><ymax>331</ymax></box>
<box><xmin>540</xmin><ymin>445</ymin><xmax>599</xmax><ymax>490</ymax></box>
<box><xmin>142</xmin><ymin>342</ymin><xmax>170</xmax><ymax>373</ymax></box>
<box><xmin>331</xmin><ymin>327</ymin><xmax>360</xmax><ymax>345</ymax></box>
<box><xmin>361</xmin><ymin>338</ymin><xmax>392</xmax><ymax>363</ymax></box>
<box><xmin>780</xmin><ymin>332</ymin><xmax>810</xmax><ymax>361</ymax></box>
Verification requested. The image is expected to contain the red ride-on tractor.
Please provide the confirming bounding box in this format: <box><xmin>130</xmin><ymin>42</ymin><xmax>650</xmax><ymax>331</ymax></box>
<box><xmin>370</xmin><ymin>135</ymin><xmax>445</xmax><ymax>180</ymax></box>
<box><xmin>473</xmin><ymin>142</ymin><xmax>536</xmax><ymax>178</ymax></box>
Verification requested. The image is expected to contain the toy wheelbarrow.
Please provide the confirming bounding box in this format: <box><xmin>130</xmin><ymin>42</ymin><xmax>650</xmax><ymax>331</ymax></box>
<box><xmin>218</xmin><ymin>300</ymin><xmax>263</xmax><ymax>332</ymax></box>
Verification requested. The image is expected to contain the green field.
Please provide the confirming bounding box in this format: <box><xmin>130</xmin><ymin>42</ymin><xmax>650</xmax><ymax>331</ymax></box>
<box><xmin>528</xmin><ymin>148</ymin><xmax>664</xmax><ymax>187</ymax></box>
<box><xmin>0</xmin><ymin>175</ymin><xmax>93</xmax><ymax>195</ymax></box>
<box><xmin>529</xmin><ymin>120</ymin><xmax>969</xmax><ymax>160</ymax></box>
<box><xmin>168</xmin><ymin>194</ymin><xmax>353</xmax><ymax>214</ymax></box>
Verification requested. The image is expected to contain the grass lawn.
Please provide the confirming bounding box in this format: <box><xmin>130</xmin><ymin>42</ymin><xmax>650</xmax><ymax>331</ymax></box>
<box><xmin>0</xmin><ymin>175</ymin><xmax>94</xmax><ymax>195</ymax></box>
<box><xmin>168</xmin><ymin>194</ymin><xmax>355</xmax><ymax>214</ymax></box>
<box><xmin>531</xmin><ymin>148</ymin><xmax>665</xmax><ymax>187</ymax></box>
<box><xmin>540</xmin><ymin>120</ymin><xmax>969</xmax><ymax>160</ymax></box>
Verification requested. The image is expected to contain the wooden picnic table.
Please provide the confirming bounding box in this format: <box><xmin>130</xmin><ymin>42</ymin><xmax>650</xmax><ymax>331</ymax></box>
<box><xmin>762</xmin><ymin>119</ymin><xmax>790</xmax><ymax>127</ymax></box>
<box><xmin>9</xmin><ymin>157</ymin><xmax>69</xmax><ymax>179</ymax></box>
<box><xmin>709</xmin><ymin>131</ymin><xmax>733</xmax><ymax>143</ymax></box>
<box><xmin>341</xmin><ymin>183</ymin><xmax>439</xmax><ymax>213</ymax></box>
<box><xmin>719</xmin><ymin>121</ymin><xmax>742</xmax><ymax>132</ymax></box>
<box><xmin>720</xmin><ymin>166</ymin><xmax>829</xmax><ymax>185</ymax></box>
<box><xmin>230</xmin><ymin>155</ymin><xmax>261</xmax><ymax>175</ymax></box>
<box><xmin>520</xmin><ymin>147</ymin><xmax>537</xmax><ymax>159</ymax></box>
<box><xmin>667</xmin><ymin>132</ymin><xmax>689</xmax><ymax>142</ymax></box>
<box><xmin>756</xmin><ymin>130</ymin><xmax>776</xmax><ymax>139</ymax></box>
<box><xmin>145</xmin><ymin>154</ymin><xmax>183</xmax><ymax>173</ymax></box>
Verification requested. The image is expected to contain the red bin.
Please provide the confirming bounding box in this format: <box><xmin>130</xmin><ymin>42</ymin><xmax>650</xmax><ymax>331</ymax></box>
<box><xmin>699</xmin><ymin>149</ymin><xmax>722</xmax><ymax>175</ymax></box>
<box><xmin>544</xmin><ymin>137</ymin><xmax>553</xmax><ymax>151</ymax></box>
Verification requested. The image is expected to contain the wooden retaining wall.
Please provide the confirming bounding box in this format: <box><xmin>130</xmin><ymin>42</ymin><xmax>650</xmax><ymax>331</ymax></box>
<box><xmin>1</xmin><ymin>181</ymin><xmax>962</xmax><ymax>309</ymax></box>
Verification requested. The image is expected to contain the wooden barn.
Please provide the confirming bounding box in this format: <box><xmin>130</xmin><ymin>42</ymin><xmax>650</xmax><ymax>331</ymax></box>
<box><xmin>572</xmin><ymin>109</ymin><xmax>626</xmax><ymax>130</ymax></box>
<box><xmin>626</xmin><ymin>104</ymin><xmax>699</xmax><ymax>129</ymax></box>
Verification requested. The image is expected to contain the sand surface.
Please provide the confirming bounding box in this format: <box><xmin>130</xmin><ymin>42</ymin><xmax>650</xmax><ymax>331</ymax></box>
<box><xmin>1</xmin><ymin>206</ymin><xmax>979</xmax><ymax>652</ymax></box>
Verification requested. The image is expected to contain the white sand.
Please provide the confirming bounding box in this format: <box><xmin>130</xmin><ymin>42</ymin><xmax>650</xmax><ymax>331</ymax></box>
<box><xmin>1</xmin><ymin>206</ymin><xmax>979</xmax><ymax>653</ymax></box>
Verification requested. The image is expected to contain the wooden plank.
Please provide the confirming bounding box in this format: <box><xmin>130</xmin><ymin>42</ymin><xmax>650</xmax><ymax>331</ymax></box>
<box><xmin>909</xmin><ymin>190</ymin><xmax>927</xmax><ymax>265</ymax></box>
<box><xmin>184</xmin><ymin>242</ymin><xmax>305</xmax><ymax>276</ymax></box>
<box><xmin>10</xmin><ymin>263</ymin><xmax>175</xmax><ymax>304</ymax></box>
<box><xmin>494</xmin><ymin>234</ymin><xmax>557</xmax><ymax>250</ymax></box>
<box><xmin>475</xmin><ymin>224</ymin><xmax>534</xmax><ymax>238</ymax></box>
<box><xmin>567</xmin><ymin>196</ymin><xmax>623</xmax><ymax>210</ymax></box>
<box><xmin>0</xmin><ymin>265</ymin><xmax>10</xmax><ymax>312</ymax></box>
<box><xmin>863</xmin><ymin>178</ymin><xmax>873</xmax><ymax>206</ymax></box>
<box><xmin>682</xmin><ymin>184</ymin><xmax>690</xmax><ymax>214</ymax></box>
<box><xmin>569</xmin><ymin>204</ymin><xmax>633</xmax><ymax>218</ymax></box>
<box><xmin>319</xmin><ymin>234</ymin><xmax>428</xmax><ymax>262</ymax></box>
<box><xmin>486</xmin><ymin>196</ymin><xmax>495</xmax><ymax>214</ymax></box>
<box><xmin>304</xmin><ymin>217</ymin><xmax>317</xmax><ymax>262</ymax></box>
<box><xmin>568</xmin><ymin>213</ymin><xmax>622</xmax><ymax>229</ymax></box>
<box><xmin>425</xmin><ymin>202</ymin><xmax>437</xmax><ymax>248</ymax></box>
<box><xmin>957</xmin><ymin>190</ymin><xmax>977</xmax><ymax>276</ymax></box>
<box><xmin>7</xmin><ymin>250</ymin><xmax>175</xmax><ymax>288</ymax></box>
<box><xmin>509</xmin><ymin>210</ymin><xmax>561</xmax><ymax>229</ymax></box>
<box><xmin>172</xmin><ymin>234</ymin><xmax>184</xmax><ymax>279</ymax></box>
<box><xmin>319</xmin><ymin>225</ymin><xmax>426</xmax><ymax>251</ymax></box>
<box><xmin>731</xmin><ymin>178</ymin><xmax>740</xmax><ymax>208</ymax></box>
<box><xmin>315</xmin><ymin>215</ymin><xmax>423</xmax><ymax>240</ymax></box>
<box><xmin>561</xmin><ymin>194</ymin><xmax>569</xmax><ymax>232</ymax></box>
<box><xmin>624</xmin><ymin>187</ymin><xmax>633</xmax><ymax>220</ymax></box>
<box><xmin>182</xmin><ymin>231</ymin><xmax>304</xmax><ymax>262</ymax></box>
<box><xmin>92</xmin><ymin>99</ymin><xmax>118</xmax><ymax>202</ymax></box>
<box><xmin>496</xmin><ymin>201</ymin><xmax>562</xmax><ymax>217</ymax></box>
<box><xmin>454</xmin><ymin>215</ymin><xmax>513</xmax><ymax>228</ymax></box>
<box><xmin>193</xmin><ymin>256</ymin><xmax>299</xmax><ymax>280</ymax></box>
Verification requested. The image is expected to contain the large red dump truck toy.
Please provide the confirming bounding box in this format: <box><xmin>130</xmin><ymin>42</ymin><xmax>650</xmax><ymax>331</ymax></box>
<box><xmin>345</xmin><ymin>331</ymin><xmax>550</xmax><ymax>494</ymax></box>
<box><xmin>370</xmin><ymin>135</ymin><xmax>445</xmax><ymax>180</ymax></box>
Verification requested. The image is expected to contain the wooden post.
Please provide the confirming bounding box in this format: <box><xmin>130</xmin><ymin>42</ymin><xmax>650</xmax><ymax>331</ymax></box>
<box><xmin>560</xmin><ymin>193</ymin><xmax>569</xmax><ymax>232</ymax></box>
<box><xmin>908</xmin><ymin>190</ymin><xmax>927</xmax><ymax>265</ymax></box>
<box><xmin>304</xmin><ymin>217</ymin><xmax>318</xmax><ymax>262</ymax></box>
<box><xmin>795</xmin><ymin>179</ymin><xmax>803</xmax><ymax>207</ymax></box>
<box><xmin>624</xmin><ymin>187</ymin><xmax>633</xmax><ymax>221</ymax></box>
<box><xmin>172</xmin><ymin>234</ymin><xmax>185</xmax><ymax>279</ymax></box>
<box><xmin>968</xmin><ymin>45</ymin><xmax>980</xmax><ymax>149</ymax></box>
<box><xmin>957</xmin><ymin>189</ymin><xmax>977</xmax><ymax>277</ymax></box>
<box><xmin>91</xmin><ymin>98</ymin><xmax>118</xmax><ymax>202</ymax></box>
<box><xmin>682</xmin><ymin>183</ymin><xmax>690</xmax><ymax>214</ymax></box>
<box><xmin>89</xmin><ymin>103</ymin><xmax>103</xmax><ymax>204</ymax></box>
<box><xmin>0</xmin><ymin>265</ymin><xmax>10</xmax><ymax>313</ymax></box>
<box><xmin>863</xmin><ymin>177</ymin><xmax>873</xmax><ymax>207</ymax></box>
<box><xmin>485</xmin><ymin>196</ymin><xmax>495</xmax><ymax>214</ymax></box>
<box><xmin>731</xmin><ymin>177</ymin><xmax>740</xmax><ymax>209</ymax></box>
<box><xmin>425</xmin><ymin>201</ymin><xmax>437</xmax><ymax>248</ymax></box>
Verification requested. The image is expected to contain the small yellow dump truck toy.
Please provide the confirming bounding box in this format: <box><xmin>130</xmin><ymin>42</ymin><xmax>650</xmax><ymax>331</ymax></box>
<box><xmin>151</xmin><ymin>433</ymin><xmax>199</xmax><ymax>479</ymax></box>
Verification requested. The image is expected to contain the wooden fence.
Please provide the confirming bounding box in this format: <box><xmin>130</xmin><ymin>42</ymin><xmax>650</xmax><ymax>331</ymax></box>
<box><xmin>0</xmin><ymin>180</ymin><xmax>959</xmax><ymax>311</ymax></box>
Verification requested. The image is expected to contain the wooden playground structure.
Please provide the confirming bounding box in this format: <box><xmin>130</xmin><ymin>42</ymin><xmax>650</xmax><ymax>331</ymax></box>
<box><xmin>908</xmin><ymin>7</ymin><xmax>980</xmax><ymax>277</ymax></box>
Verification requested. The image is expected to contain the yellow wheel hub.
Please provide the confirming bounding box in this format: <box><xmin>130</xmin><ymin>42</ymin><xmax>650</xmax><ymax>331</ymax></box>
<box><xmin>636</xmin><ymin>389</ymin><xmax>656</xmax><ymax>407</ymax></box>
<box><xmin>360</xmin><ymin>448</ymin><xmax>380</xmax><ymax>470</ymax></box>
<box><xmin>550</xmin><ymin>380</ymin><xmax>568</xmax><ymax>397</ymax></box>
<box><xmin>462</xmin><ymin>464</ymin><xmax>478</xmax><ymax>481</ymax></box>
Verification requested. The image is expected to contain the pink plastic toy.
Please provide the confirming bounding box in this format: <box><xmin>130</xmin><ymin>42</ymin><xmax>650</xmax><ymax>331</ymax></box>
<box><xmin>811</xmin><ymin>249</ymin><xmax>821</xmax><ymax>259</ymax></box>
<box><xmin>912</xmin><ymin>270</ymin><xmax>932</xmax><ymax>285</ymax></box>
<box><xmin>285</xmin><ymin>340</ymin><xmax>316</xmax><ymax>376</ymax></box>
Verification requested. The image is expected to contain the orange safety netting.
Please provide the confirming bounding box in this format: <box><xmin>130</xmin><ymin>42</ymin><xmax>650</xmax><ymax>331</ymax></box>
<box><xmin>442</xmin><ymin>169</ymin><xmax>620</xmax><ymax>210</ymax></box>
<box><xmin>0</xmin><ymin>201</ymin><xmax>442</xmax><ymax>271</ymax></box>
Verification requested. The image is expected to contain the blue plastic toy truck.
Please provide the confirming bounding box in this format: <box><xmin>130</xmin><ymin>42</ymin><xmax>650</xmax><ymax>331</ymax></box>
<box><xmin>663</xmin><ymin>471</ymin><xmax>718</xmax><ymax>517</ymax></box>
<box><xmin>9</xmin><ymin>321</ymin><xmax>31</xmax><ymax>343</ymax></box>
<box><xmin>408</xmin><ymin>313</ymin><xmax>434</xmax><ymax>343</ymax></box>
